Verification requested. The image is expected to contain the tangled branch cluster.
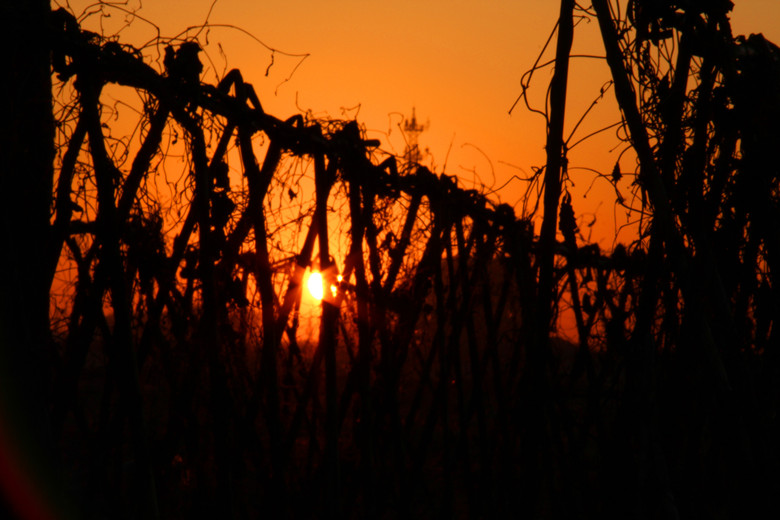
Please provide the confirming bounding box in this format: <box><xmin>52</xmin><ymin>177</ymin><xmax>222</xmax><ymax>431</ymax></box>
<box><xmin>43</xmin><ymin>3</ymin><xmax>780</xmax><ymax>518</ymax></box>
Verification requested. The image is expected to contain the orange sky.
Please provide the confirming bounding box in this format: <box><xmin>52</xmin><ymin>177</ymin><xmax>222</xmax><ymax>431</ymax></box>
<box><xmin>55</xmin><ymin>0</ymin><xmax>780</xmax><ymax>247</ymax></box>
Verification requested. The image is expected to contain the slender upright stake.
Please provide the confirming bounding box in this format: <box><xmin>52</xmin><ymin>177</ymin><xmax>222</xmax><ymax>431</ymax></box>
<box><xmin>537</xmin><ymin>0</ymin><xmax>575</xmax><ymax>344</ymax></box>
<box><xmin>525</xmin><ymin>0</ymin><xmax>574</xmax><ymax>513</ymax></box>
<box><xmin>315</xmin><ymin>151</ymin><xmax>341</xmax><ymax>515</ymax></box>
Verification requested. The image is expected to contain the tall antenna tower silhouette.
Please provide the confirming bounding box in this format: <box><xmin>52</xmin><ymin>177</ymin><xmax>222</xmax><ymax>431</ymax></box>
<box><xmin>403</xmin><ymin>107</ymin><xmax>428</xmax><ymax>169</ymax></box>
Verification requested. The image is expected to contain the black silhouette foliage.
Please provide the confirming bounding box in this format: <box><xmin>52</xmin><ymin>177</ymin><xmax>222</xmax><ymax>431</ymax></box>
<box><xmin>2</xmin><ymin>3</ymin><xmax>779</xmax><ymax>519</ymax></box>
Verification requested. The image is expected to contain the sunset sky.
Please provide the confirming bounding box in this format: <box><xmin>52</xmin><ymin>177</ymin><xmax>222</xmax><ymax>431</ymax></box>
<box><xmin>56</xmin><ymin>0</ymin><xmax>780</xmax><ymax>246</ymax></box>
<box><xmin>5</xmin><ymin>5</ymin><xmax>772</xmax><ymax>517</ymax></box>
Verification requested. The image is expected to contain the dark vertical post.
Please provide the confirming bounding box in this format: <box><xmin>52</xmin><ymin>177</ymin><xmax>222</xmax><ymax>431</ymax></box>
<box><xmin>525</xmin><ymin>1</ymin><xmax>574</xmax><ymax>514</ymax></box>
<box><xmin>536</xmin><ymin>0</ymin><xmax>575</xmax><ymax>349</ymax></box>
<box><xmin>314</xmin><ymin>151</ymin><xmax>340</xmax><ymax>515</ymax></box>
<box><xmin>346</xmin><ymin>170</ymin><xmax>375</xmax><ymax>513</ymax></box>
<box><xmin>0</xmin><ymin>2</ymin><xmax>60</xmax><ymax>517</ymax></box>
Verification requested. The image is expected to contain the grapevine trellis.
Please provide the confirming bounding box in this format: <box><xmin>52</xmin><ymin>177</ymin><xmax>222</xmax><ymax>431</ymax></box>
<box><xmin>43</xmin><ymin>4</ymin><xmax>780</xmax><ymax>519</ymax></box>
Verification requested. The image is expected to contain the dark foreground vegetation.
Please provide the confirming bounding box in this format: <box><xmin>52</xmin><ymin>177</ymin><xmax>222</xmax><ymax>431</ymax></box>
<box><xmin>2</xmin><ymin>1</ymin><xmax>780</xmax><ymax>518</ymax></box>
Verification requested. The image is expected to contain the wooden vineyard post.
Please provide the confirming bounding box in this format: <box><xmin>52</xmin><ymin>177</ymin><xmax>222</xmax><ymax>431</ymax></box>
<box><xmin>523</xmin><ymin>0</ymin><xmax>574</xmax><ymax>512</ymax></box>
<box><xmin>314</xmin><ymin>150</ymin><xmax>341</xmax><ymax>515</ymax></box>
<box><xmin>536</xmin><ymin>0</ymin><xmax>574</xmax><ymax>347</ymax></box>
<box><xmin>346</xmin><ymin>163</ymin><xmax>376</xmax><ymax>513</ymax></box>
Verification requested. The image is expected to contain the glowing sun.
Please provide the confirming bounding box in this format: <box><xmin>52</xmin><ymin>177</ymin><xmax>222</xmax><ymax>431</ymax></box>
<box><xmin>307</xmin><ymin>271</ymin><xmax>324</xmax><ymax>301</ymax></box>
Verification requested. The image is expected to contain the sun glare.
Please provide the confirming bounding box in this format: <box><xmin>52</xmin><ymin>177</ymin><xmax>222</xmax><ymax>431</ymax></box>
<box><xmin>307</xmin><ymin>271</ymin><xmax>324</xmax><ymax>301</ymax></box>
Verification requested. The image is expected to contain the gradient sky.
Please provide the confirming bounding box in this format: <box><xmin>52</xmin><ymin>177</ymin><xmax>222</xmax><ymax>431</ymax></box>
<box><xmin>56</xmin><ymin>0</ymin><xmax>780</xmax><ymax>246</ymax></box>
